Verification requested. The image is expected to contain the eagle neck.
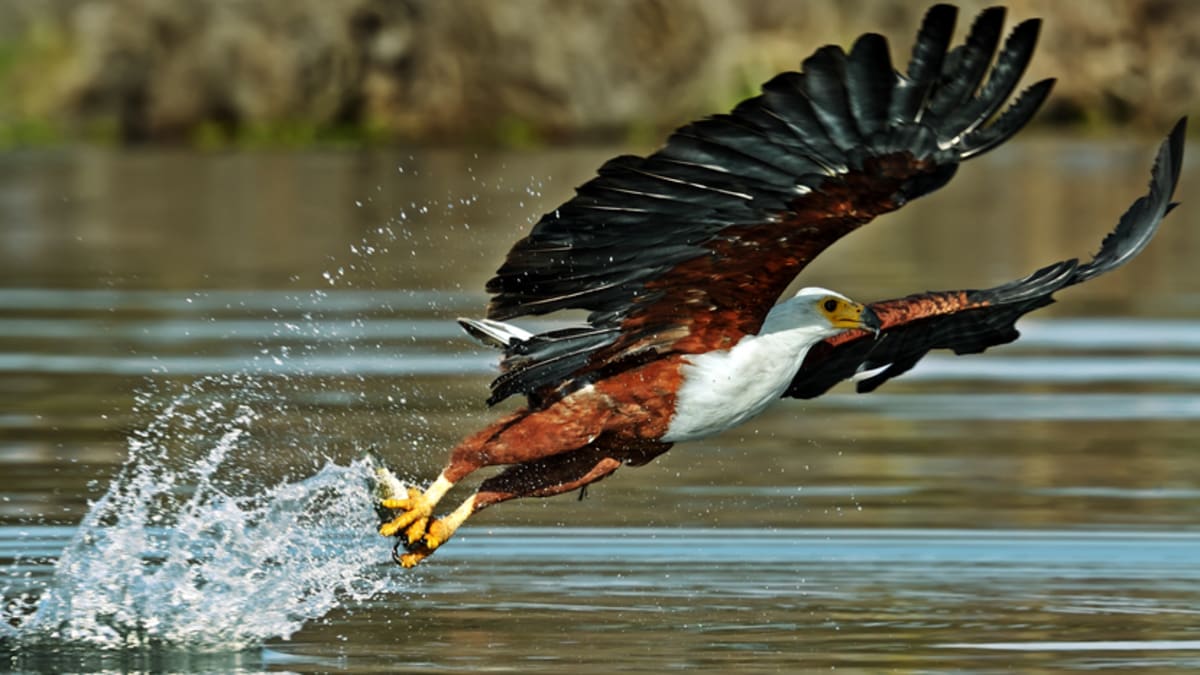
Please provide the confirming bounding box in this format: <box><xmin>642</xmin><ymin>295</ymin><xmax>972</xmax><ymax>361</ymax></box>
<box><xmin>661</xmin><ymin>326</ymin><xmax>829</xmax><ymax>442</ymax></box>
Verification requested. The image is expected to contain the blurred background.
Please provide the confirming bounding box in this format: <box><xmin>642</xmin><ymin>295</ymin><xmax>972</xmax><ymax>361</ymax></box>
<box><xmin>0</xmin><ymin>0</ymin><xmax>1196</xmax><ymax>147</ymax></box>
<box><xmin>3</xmin><ymin>2</ymin><xmax>1200</xmax><ymax>669</ymax></box>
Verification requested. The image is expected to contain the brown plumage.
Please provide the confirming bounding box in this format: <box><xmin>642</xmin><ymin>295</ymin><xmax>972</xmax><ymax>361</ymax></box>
<box><xmin>375</xmin><ymin>4</ymin><xmax>1185</xmax><ymax>567</ymax></box>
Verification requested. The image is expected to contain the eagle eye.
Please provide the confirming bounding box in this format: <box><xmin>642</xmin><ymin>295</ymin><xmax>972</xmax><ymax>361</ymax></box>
<box><xmin>822</xmin><ymin>299</ymin><xmax>839</xmax><ymax>312</ymax></box>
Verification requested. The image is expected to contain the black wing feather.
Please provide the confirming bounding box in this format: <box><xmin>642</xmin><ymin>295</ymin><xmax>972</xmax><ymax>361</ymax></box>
<box><xmin>942</xmin><ymin>17</ymin><xmax>1041</xmax><ymax>139</ymax></box>
<box><xmin>846</xmin><ymin>33</ymin><xmax>895</xmax><ymax>139</ymax></box>
<box><xmin>786</xmin><ymin>119</ymin><xmax>1187</xmax><ymax>400</ymax></box>
<box><xmin>487</xmin><ymin>4</ymin><xmax>1047</xmax><ymax>324</ymax></box>
<box><xmin>960</xmin><ymin>77</ymin><xmax>1055</xmax><ymax>159</ymax></box>
<box><xmin>890</xmin><ymin>4</ymin><xmax>957</xmax><ymax>124</ymax></box>
<box><xmin>482</xmin><ymin>4</ymin><xmax>1050</xmax><ymax>406</ymax></box>
<box><xmin>924</xmin><ymin>7</ymin><xmax>1006</xmax><ymax>124</ymax></box>
<box><xmin>757</xmin><ymin>72</ymin><xmax>847</xmax><ymax>170</ymax></box>
<box><xmin>801</xmin><ymin>46</ymin><xmax>862</xmax><ymax>151</ymax></box>
<box><xmin>1075</xmin><ymin>117</ymin><xmax>1187</xmax><ymax>282</ymax></box>
<box><xmin>785</xmin><ymin>260</ymin><xmax>1076</xmax><ymax>399</ymax></box>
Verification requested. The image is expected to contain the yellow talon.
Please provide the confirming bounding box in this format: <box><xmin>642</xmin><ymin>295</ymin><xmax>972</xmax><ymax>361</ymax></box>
<box><xmin>374</xmin><ymin>470</ymin><xmax>460</xmax><ymax>567</ymax></box>
<box><xmin>377</xmin><ymin>486</ymin><xmax>434</xmax><ymax>541</ymax></box>
<box><xmin>397</xmin><ymin>549</ymin><xmax>429</xmax><ymax>568</ymax></box>
<box><xmin>423</xmin><ymin>519</ymin><xmax>451</xmax><ymax>550</ymax></box>
<box><xmin>389</xmin><ymin>499</ymin><xmax>473</xmax><ymax>568</ymax></box>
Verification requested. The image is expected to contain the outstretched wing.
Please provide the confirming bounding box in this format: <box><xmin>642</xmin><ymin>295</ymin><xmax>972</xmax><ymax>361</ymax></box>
<box><xmin>786</xmin><ymin>118</ymin><xmax>1187</xmax><ymax>399</ymax></box>
<box><xmin>486</xmin><ymin>5</ymin><xmax>1050</xmax><ymax>353</ymax></box>
<box><xmin>481</xmin><ymin>4</ymin><xmax>1054</xmax><ymax>406</ymax></box>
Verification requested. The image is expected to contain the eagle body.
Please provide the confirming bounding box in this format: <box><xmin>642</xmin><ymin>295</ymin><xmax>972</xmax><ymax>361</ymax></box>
<box><xmin>377</xmin><ymin>4</ymin><xmax>1186</xmax><ymax>567</ymax></box>
<box><xmin>664</xmin><ymin>333</ymin><xmax>822</xmax><ymax>443</ymax></box>
<box><xmin>663</xmin><ymin>288</ymin><xmax>874</xmax><ymax>442</ymax></box>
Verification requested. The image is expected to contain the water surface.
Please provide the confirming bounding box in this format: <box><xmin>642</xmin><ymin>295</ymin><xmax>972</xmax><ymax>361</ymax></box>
<box><xmin>1</xmin><ymin>138</ymin><xmax>1199</xmax><ymax>671</ymax></box>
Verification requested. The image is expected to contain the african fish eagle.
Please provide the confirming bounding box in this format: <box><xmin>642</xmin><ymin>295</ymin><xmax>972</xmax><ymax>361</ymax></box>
<box><xmin>376</xmin><ymin>4</ymin><xmax>1186</xmax><ymax>567</ymax></box>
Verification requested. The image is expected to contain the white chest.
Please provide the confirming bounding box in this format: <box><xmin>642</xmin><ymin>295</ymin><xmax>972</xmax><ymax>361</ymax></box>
<box><xmin>661</xmin><ymin>332</ymin><xmax>816</xmax><ymax>443</ymax></box>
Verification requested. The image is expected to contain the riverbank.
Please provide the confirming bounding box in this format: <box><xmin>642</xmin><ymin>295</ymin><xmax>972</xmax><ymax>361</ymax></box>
<box><xmin>0</xmin><ymin>0</ymin><xmax>1195</xmax><ymax>147</ymax></box>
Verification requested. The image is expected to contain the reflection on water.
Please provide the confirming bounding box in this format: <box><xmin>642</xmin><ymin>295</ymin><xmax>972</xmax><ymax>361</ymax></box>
<box><xmin>1</xmin><ymin>139</ymin><xmax>1199</xmax><ymax>670</ymax></box>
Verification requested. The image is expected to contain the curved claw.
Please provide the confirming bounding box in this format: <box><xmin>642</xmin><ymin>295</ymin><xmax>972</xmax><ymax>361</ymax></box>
<box><xmin>397</xmin><ymin>499</ymin><xmax>473</xmax><ymax>568</ymax></box>
<box><xmin>394</xmin><ymin>518</ymin><xmax>453</xmax><ymax>568</ymax></box>
<box><xmin>393</xmin><ymin>538</ymin><xmax>434</xmax><ymax>568</ymax></box>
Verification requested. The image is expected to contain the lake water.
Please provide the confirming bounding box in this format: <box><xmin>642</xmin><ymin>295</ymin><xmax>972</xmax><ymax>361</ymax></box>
<box><xmin>1</xmin><ymin>136</ymin><xmax>1199</xmax><ymax>672</ymax></box>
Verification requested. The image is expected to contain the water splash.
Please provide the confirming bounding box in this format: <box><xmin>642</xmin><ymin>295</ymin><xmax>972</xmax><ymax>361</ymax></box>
<box><xmin>0</xmin><ymin>169</ymin><xmax>509</xmax><ymax>655</ymax></box>
<box><xmin>1</xmin><ymin>375</ymin><xmax>397</xmax><ymax>651</ymax></box>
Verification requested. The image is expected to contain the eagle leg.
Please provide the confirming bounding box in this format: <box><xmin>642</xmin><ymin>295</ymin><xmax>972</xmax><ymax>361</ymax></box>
<box><xmin>395</xmin><ymin>440</ymin><xmax>673</xmax><ymax>567</ymax></box>
<box><xmin>379</xmin><ymin>398</ymin><xmax>617</xmax><ymax>553</ymax></box>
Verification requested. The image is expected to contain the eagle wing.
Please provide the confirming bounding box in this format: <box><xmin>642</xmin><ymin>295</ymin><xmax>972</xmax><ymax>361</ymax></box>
<box><xmin>786</xmin><ymin>117</ymin><xmax>1187</xmax><ymax>399</ymax></box>
<box><xmin>484</xmin><ymin>4</ymin><xmax>1053</xmax><ymax>405</ymax></box>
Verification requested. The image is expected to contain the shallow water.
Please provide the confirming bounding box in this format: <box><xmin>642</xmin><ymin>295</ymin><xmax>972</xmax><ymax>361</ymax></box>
<box><xmin>2</xmin><ymin>138</ymin><xmax>1200</xmax><ymax>671</ymax></box>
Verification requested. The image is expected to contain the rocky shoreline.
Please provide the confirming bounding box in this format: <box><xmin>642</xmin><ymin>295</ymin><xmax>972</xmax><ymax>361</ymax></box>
<box><xmin>0</xmin><ymin>0</ymin><xmax>1194</xmax><ymax>145</ymax></box>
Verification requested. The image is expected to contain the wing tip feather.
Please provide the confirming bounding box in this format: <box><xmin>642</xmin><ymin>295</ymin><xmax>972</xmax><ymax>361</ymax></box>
<box><xmin>1073</xmin><ymin>118</ymin><xmax>1187</xmax><ymax>283</ymax></box>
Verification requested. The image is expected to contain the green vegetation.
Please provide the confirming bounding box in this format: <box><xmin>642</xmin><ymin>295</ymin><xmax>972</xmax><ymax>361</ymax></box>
<box><xmin>0</xmin><ymin>19</ymin><xmax>71</xmax><ymax>148</ymax></box>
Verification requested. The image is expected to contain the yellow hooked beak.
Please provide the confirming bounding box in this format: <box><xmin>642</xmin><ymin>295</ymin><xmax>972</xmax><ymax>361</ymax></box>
<box><xmin>829</xmin><ymin>302</ymin><xmax>881</xmax><ymax>334</ymax></box>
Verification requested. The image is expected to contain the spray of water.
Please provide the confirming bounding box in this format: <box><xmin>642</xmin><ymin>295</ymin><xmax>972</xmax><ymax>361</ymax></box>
<box><xmin>1</xmin><ymin>373</ymin><xmax>398</xmax><ymax>651</ymax></box>
<box><xmin>0</xmin><ymin>168</ymin><xmax>550</xmax><ymax>654</ymax></box>
<box><xmin>0</xmin><ymin>191</ymin><xmax>475</xmax><ymax>650</ymax></box>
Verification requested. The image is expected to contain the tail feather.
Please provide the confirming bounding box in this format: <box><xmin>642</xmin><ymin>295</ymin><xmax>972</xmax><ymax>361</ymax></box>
<box><xmin>458</xmin><ymin>317</ymin><xmax>533</xmax><ymax>350</ymax></box>
<box><xmin>489</xmin><ymin>326</ymin><xmax>619</xmax><ymax>406</ymax></box>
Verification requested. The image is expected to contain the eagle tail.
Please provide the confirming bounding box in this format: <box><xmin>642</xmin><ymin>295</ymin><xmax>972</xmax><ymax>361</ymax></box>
<box><xmin>458</xmin><ymin>317</ymin><xmax>533</xmax><ymax>350</ymax></box>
